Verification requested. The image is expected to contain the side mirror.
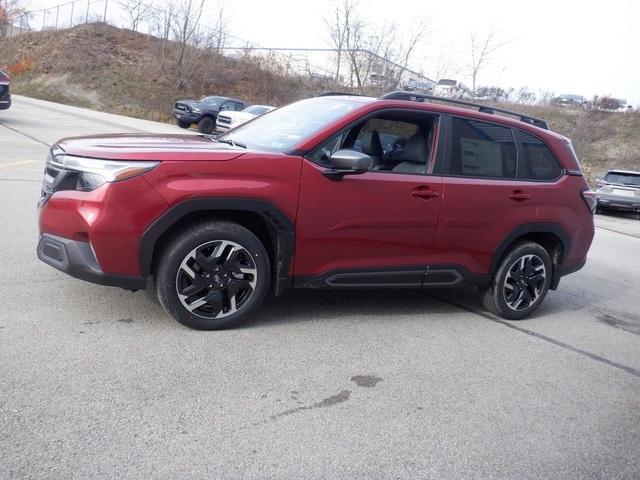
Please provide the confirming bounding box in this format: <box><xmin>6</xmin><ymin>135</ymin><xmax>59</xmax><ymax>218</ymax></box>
<box><xmin>323</xmin><ymin>149</ymin><xmax>371</xmax><ymax>181</ymax></box>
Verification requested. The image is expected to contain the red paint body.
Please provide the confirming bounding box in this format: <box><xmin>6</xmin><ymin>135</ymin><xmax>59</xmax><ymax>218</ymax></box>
<box><xmin>38</xmin><ymin>98</ymin><xmax>594</xmax><ymax>284</ymax></box>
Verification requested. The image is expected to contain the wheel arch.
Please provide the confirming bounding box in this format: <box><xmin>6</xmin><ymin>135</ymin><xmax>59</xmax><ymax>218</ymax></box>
<box><xmin>490</xmin><ymin>223</ymin><xmax>571</xmax><ymax>288</ymax></box>
<box><xmin>139</xmin><ymin>198</ymin><xmax>295</xmax><ymax>295</ymax></box>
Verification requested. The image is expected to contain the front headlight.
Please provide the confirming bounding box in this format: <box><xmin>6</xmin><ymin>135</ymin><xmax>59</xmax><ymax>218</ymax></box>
<box><xmin>191</xmin><ymin>107</ymin><xmax>201</xmax><ymax>114</ymax></box>
<box><xmin>51</xmin><ymin>153</ymin><xmax>159</xmax><ymax>191</ymax></box>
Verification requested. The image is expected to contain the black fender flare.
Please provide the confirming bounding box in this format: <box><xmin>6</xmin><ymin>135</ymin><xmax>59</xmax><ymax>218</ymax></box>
<box><xmin>489</xmin><ymin>222</ymin><xmax>571</xmax><ymax>275</ymax></box>
<box><xmin>138</xmin><ymin>198</ymin><xmax>295</xmax><ymax>294</ymax></box>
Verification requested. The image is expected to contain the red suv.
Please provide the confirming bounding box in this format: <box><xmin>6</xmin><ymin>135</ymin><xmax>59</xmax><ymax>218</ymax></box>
<box><xmin>37</xmin><ymin>92</ymin><xmax>595</xmax><ymax>329</ymax></box>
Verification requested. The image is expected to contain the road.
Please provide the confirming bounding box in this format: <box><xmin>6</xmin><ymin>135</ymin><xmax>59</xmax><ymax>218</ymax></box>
<box><xmin>1</xmin><ymin>96</ymin><xmax>639</xmax><ymax>480</ymax></box>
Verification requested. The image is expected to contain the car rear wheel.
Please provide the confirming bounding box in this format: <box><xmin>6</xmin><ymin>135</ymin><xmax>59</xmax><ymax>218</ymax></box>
<box><xmin>155</xmin><ymin>221</ymin><xmax>270</xmax><ymax>330</ymax></box>
<box><xmin>177</xmin><ymin>120</ymin><xmax>191</xmax><ymax>129</ymax></box>
<box><xmin>197</xmin><ymin>116</ymin><xmax>215</xmax><ymax>134</ymax></box>
<box><xmin>480</xmin><ymin>241</ymin><xmax>552</xmax><ymax>320</ymax></box>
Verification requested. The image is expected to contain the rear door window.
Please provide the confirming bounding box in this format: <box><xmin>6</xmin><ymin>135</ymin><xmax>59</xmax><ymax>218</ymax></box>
<box><xmin>516</xmin><ymin>131</ymin><xmax>562</xmax><ymax>181</ymax></box>
<box><xmin>445</xmin><ymin>117</ymin><xmax>517</xmax><ymax>179</ymax></box>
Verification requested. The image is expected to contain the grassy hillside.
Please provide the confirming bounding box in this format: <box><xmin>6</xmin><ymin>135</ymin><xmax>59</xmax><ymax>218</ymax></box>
<box><xmin>1</xmin><ymin>23</ymin><xmax>638</xmax><ymax>182</ymax></box>
<box><xmin>0</xmin><ymin>23</ymin><xmax>321</xmax><ymax>122</ymax></box>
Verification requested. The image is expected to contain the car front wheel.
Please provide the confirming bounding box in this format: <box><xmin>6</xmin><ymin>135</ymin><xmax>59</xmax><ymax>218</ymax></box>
<box><xmin>197</xmin><ymin>116</ymin><xmax>215</xmax><ymax>134</ymax></box>
<box><xmin>155</xmin><ymin>221</ymin><xmax>270</xmax><ymax>330</ymax></box>
<box><xmin>480</xmin><ymin>241</ymin><xmax>552</xmax><ymax>320</ymax></box>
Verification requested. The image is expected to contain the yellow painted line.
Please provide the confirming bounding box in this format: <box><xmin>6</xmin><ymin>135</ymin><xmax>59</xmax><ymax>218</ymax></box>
<box><xmin>0</xmin><ymin>160</ymin><xmax>37</xmax><ymax>168</ymax></box>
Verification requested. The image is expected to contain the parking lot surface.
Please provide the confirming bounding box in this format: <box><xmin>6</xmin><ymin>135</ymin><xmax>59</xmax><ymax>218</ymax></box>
<box><xmin>1</xmin><ymin>96</ymin><xmax>639</xmax><ymax>479</ymax></box>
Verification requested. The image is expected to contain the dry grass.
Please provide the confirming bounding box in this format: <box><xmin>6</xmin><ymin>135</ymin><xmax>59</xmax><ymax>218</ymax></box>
<box><xmin>1</xmin><ymin>23</ymin><xmax>638</xmax><ymax>182</ymax></box>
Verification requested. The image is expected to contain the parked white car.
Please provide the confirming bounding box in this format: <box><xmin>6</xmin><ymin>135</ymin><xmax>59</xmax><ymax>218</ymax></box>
<box><xmin>433</xmin><ymin>79</ymin><xmax>471</xmax><ymax>98</ymax></box>
<box><xmin>216</xmin><ymin>105</ymin><xmax>275</xmax><ymax>132</ymax></box>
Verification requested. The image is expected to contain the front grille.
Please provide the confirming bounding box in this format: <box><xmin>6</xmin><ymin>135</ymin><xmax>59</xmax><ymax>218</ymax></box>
<box><xmin>217</xmin><ymin>115</ymin><xmax>231</xmax><ymax>125</ymax></box>
<box><xmin>39</xmin><ymin>148</ymin><xmax>77</xmax><ymax>206</ymax></box>
<box><xmin>0</xmin><ymin>84</ymin><xmax>8</xmax><ymax>96</ymax></box>
<box><xmin>175</xmin><ymin>103</ymin><xmax>189</xmax><ymax>111</ymax></box>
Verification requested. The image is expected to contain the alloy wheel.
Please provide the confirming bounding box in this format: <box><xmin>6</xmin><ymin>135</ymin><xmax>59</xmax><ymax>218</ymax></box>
<box><xmin>175</xmin><ymin>240</ymin><xmax>257</xmax><ymax>319</ymax></box>
<box><xmin>503</xmin><ymin>254</ymin><xmax>546</xmax><ymax>311</ymax></box>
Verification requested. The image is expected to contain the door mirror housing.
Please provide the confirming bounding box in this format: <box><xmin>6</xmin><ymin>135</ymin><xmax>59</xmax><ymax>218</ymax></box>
<box><xmin>323</xmin><ymin>149</ymin><xmax>372</xmax><ymax>181</ymax></box>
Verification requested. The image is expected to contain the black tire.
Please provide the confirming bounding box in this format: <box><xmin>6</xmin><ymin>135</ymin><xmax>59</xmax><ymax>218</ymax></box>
<box><xmin>155</xmin><ymin>221</ymin><xmax>270</xmax><ymax>330</ymax></box>
<box><xmin>197</xmin><ymin>116</ymin><xmax>215</xmax><ymax>134</ymax></box>
<box><xmin>480</xmin><ymin>241</ymin><xmax>552</xmax><ymax>320</ymax></box>
<box><xmin>177</xmin><ymin>120</ymin><xmax>191</xmax><ymax>129</ymax></box>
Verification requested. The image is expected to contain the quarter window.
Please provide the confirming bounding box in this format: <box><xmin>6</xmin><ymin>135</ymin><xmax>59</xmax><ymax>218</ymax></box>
<box><xmin>447</xmin><ymin>118</ymin><xmax>517</xmax><ymax>179</ymax></box>
<box><xmin>516</xmin><ymin>131</ymin><xmax>562</xmax><ymax>181</ymax></box>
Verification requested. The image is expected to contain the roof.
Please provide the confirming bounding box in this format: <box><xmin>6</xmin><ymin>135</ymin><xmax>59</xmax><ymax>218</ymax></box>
<box><xmin>606</xmin><ymin>169</ymin><xmax>640</xmax><ymax>175</ymax></box>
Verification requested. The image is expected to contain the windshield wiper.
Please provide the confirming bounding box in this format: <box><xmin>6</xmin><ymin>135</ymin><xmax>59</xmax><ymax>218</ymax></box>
<box><xmin>217</xmin><ymin>138</ymin><xmax>246</xmax><ymax>149</ymax></box>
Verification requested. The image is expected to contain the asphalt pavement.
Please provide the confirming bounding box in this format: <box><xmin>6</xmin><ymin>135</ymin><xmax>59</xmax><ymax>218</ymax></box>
<box><xmin>1</xmin><ymin>96</ymin><xmax>639</xmax><ymax>480</ymax></box>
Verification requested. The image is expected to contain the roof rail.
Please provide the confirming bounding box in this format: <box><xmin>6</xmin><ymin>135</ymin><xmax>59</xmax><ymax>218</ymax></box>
<box><xmin>318</xmin><ymin>91</ymin><xmax>362</xmax><ymax>97</ymax></box>
<box><xmin>379</xmin><ymin>91</ymin><xmax>549</xmax><ymax>130</ymax></box>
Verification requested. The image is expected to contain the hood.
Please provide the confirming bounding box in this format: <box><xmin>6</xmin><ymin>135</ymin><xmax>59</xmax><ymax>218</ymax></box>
<box><xmin>175</xmin><ymin>99</ymin><xmax>216</xmax><ymax>110</ymax></box>
<box><xmin>56</xmin><ymin>134</ymin><xmax>246</xmax><ymax>162</ymax></box>
<box><xmin>221</xmin><ymin>111</ymin><xmax>255</xmax><ymax>122</ymax></box>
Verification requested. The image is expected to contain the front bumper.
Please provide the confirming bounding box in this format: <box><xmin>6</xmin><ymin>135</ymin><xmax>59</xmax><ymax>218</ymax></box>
<box><xmin>37</xmin><ymin>233</ymin><xmax>146</xmax><ymax>289</ymax></box>
<box><xmin>597</xmin><ymin>192</ymin><xmax>640</xmax><ymax>212</ymax></box>
<box><xmin>172</xmin><ymin>109</ymin><xmax>201</xmax><ymax>123</ymax></box>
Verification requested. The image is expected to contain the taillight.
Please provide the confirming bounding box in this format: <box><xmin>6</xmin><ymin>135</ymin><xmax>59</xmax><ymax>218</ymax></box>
<box><xmin>581</xmin><ymin>190</ymin><xmax>597</xmax><ymax>214</ymax></box>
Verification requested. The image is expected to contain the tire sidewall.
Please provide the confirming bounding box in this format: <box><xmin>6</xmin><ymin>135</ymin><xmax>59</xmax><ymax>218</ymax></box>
<box><xmin>156</xmin><ymin>222</ymin><xmax>270</xmax><ymax>330</ymax></box>
<box><xmin>492</xmin><ymin>242</ymin><xmax>552</xmax><ymax>320</ymax></box>
<box><xmin>197</xmin><ymin>117</ymin><xmax>215</xmax><ymax>134</ymax></box>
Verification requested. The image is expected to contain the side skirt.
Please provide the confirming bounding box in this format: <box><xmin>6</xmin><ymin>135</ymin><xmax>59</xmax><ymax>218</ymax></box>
<box><xmin>293</xmin><ymin>265</ymin><xmax>491</xmax><ymax>289</ymax></box>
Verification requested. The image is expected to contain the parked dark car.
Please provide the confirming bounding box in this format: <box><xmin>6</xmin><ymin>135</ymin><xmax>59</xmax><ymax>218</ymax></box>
<box><xmin>37</xmin><ymin>92</ymin><xmax>595</xmax><ymax>330</ymax></box>
<box><xmin>0</xmin><ymin>69</ymin><xmax>11</xmax><ymax>110</ymax></box>
<box><xmin>172</xmin><ymin>96</ymin><xmax>246</xmax><ymax>134</ymax></box>
<box><xmin>596</xmin><ymin>170</ymin><xmax>640</xmax><ymax>215</ymax></box>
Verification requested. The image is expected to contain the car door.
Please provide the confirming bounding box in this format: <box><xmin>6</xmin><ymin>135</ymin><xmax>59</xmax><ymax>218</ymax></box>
<box><xmin>429</xmin><ymin>116</ymin><xmax>538</xmax><ymax>277</ymax></box>
<box><xmin>293</xmin><ymin>112</ymin><xmax>443</xmax><ymax>287</ymax></box>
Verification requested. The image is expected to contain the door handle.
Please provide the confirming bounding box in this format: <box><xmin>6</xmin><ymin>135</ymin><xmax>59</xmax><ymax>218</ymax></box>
<box><xmin>509</xmin><ymin>190</ymin><xmax>531</xmax><ymax>201</ymax></box>
<box><xmin>411</xmin><ymin>186</ymin><xmax>440</xmax><ymax>199</ymax></box>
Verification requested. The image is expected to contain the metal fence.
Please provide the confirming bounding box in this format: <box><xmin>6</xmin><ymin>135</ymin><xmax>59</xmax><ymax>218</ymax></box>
<box><xmin>7</xmin><ymin>0</ymin><xmax>432</xmax><ymax>89</ymax></box>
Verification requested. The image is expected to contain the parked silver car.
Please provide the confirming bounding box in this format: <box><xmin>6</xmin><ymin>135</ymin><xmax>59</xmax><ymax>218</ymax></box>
<box><xmin>595</xmin><ymin>170</ymin><xmax>640</xmax><ymax>215</ymax></box>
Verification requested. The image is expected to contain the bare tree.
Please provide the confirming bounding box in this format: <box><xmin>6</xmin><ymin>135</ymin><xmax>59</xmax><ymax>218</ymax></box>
<box><xmin>323</xmin><ymin>1</ymin><xmax>351</xmax><ymax>85</ymax></box>
<box><xmin>171</xmin><ymin>0</ymin><xmax>206</xmax><ymax>73</ymax></box>
<box><xmin>324</xmin><ymin>0</ymin><xmax>429</xmax><ymax>93</ymax></box>
<box><xmin>0</xmin><ymin>0</ymin><xmax>25</xmax><ymax>38</ymax></box>
<box><xmin>150</xmin><ymin>0</ymin><xmax>176</xmax><ymax>67</ymax></box>
<box><xmin>120</xmin><ymin>0</ymin><xmax>153</xmax><ymax>33</ymax></box>
<box><xmin>212</xmin><ymin>0</ymin><xmax>230</xmax><ymax>53</ymax></box>
<box><xmin>467</xmin><ymin>29</ymin><xmax>510</xmax><ymax>94</ymax></box>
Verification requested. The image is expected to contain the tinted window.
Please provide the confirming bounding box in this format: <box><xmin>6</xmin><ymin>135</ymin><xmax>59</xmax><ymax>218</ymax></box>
<box><xmin>604</xmin><ymin>172</ymin><xmax>640</xmax><ymax>186</ymax></box>
<box><xmin>447</xmin><ymin>118</ymin><xmax>517</xmax><ymax>179</ymax></box>
<box><xmin>517</xmin><ymin>131</ymin><xmax>562</xmax><ymax>181</ymax></box>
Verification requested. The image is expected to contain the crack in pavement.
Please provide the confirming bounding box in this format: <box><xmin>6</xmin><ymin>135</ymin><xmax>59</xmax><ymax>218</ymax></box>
<box><xmin>0</xmin><ymin>120</ymin><xmax>51</xmax><ymax>147</ymax></box>
<box><xmin>422</xmin><ymin>291</ymin><xmax>640</xmax><ymax>379</ymax></box>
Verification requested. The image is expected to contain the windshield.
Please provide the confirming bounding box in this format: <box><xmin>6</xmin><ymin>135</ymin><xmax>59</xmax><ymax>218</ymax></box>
<box><xmin>217</xmin><ymin>97</ymin><xmax>363</xmax><ymax>152</ymax></box>
<box><xmin>200</xmin><ymin>96</ymin><xmax>225</xmax><ymax>105</ymax></box>
<box><xmin>437</xmin><ymin>79</ymin><xmax>457</xmax><ymax>86</ymax></box>
<box><xmin>604</xmin><ymin>172</ymin><xmax>640</xmax><ymax>186</ymax></box>
<box><xmin>243</xmin><ymin>105</ymin><xmax>271</xmax><ymax>115</ymax></box>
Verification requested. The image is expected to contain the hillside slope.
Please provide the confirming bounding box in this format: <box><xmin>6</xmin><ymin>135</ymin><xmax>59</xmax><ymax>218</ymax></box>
<box><xmin>0</xmin><ymin>23</ymin><xmax>319</xmax><ymax>122</ymax></box>
<box><xmin>1</xmin><ymin>23</ymin><xmax>638</xmax><ymax>181</ymax></box>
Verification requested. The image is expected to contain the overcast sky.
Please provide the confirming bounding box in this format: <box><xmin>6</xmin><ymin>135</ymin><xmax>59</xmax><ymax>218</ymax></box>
<box><xmin>32</xmin><ymin>0</ymin><xmax>640</xmax><ymax>105</ymax></box>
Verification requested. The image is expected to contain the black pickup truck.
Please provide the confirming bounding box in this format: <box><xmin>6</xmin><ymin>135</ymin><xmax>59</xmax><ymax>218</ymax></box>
<box><xmin>172</xmin><ymin>95</ymin><xmax>246</xmax><ymax>133</ymax></box>
<box><xmin>0</xmin><ymin>70</ymin><xmax>11</xmax><ymax>110</ymax></box>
